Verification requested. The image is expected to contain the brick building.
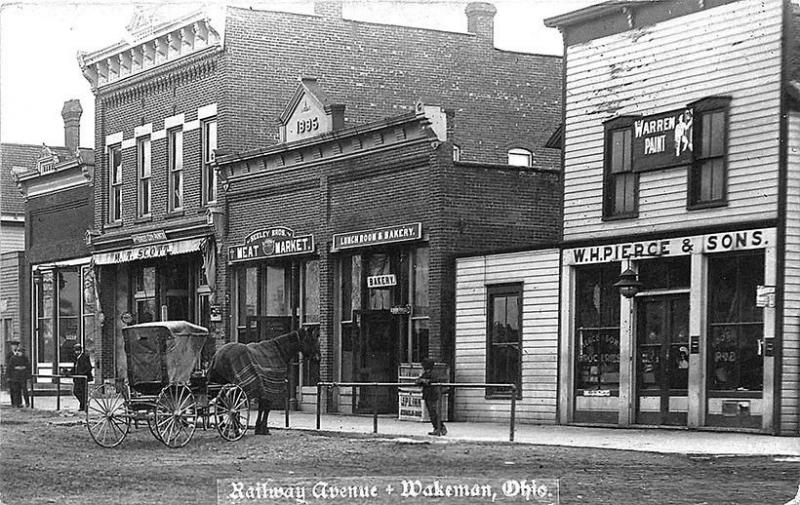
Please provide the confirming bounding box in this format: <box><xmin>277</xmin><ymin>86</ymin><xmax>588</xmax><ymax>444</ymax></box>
<box><xmin>13</xmin><ymin>100</ymin><xmax>97</xmax><ymax>379</ymax></box>
<box><xmin>77</xmin><ymin>2</ymin><xmax>562</xmax><ymax>398</ymax></box>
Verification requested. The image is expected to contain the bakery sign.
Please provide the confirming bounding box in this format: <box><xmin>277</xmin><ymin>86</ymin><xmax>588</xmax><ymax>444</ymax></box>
<box><xmin>631</xmin><ymin>107</ymin><xmax>694</xmax><ymax>171</ymax></box>
<box><xmin>228</xmin><ymin>227</ymin><xmax>314</xmax><ymax>262</ymax></box>
<box><xmin>332</xmin><ymin>223</ymin><xmax>422</xmax><ymax>251</ymax></box>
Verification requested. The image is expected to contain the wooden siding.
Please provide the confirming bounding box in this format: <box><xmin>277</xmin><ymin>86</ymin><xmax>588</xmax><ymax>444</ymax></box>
<box><xmin>454</xmin><ymin>249</ymin><xmax>560</xmax><ymax>424</ymax></box>
<box><xmin>781</xmin><ymin>113</ymin><xmax>800</xmax><ymax>435</ymax></box>
<box><xmin>0</xmin><ymin>224</ymin><xmax>24</xmax><ymax>254</ymax></box>
<box><xmin>562</xmin><ymin>0</ymin><xmax>783</xmax><ymax>241</ymax></box>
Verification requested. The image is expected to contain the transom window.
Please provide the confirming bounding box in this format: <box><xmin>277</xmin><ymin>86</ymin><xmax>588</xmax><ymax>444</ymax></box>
<box><xmin>108</xmin><ymin>144</ymin><xmax>123</xmax><ymax>223</ymax></box>
<box><xmin>486</xmin><ymin>283</ymin><xmax>522</xmax><ymax>398</ymax></box>
<box><xmin>689</xmin><ymin>96</ymin><xmax>731</xmax><ymax>208</ymax></box>
<box><xmin>507</xmin><ymin>148</ymin><xmax>532</xmax><ymax>167</ymax></box>
<box><xmin>137</xmin><ymin>136</ymin><xmax>151</xmax><ymax>217</ymax></box>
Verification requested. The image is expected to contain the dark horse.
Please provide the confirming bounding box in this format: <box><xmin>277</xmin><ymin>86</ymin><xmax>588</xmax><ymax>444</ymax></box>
<box><xmin>208</xmin><ymin>328</ymin><xmax>320</xmax><ymax>435</ymax></box>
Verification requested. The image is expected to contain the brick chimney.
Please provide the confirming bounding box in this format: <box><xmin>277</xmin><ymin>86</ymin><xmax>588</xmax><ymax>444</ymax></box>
<box><xmin>314</xmin><ymin>1</ymin><xmax>343</xmax><ymax>19</ymax></box>
<box><xmin>61</xmin><ymin>99</ymin><xmax>83</xmax><ymax>153</ymax></box>
<box><xmin>465</xmin><ymin>2</ymin><xmax>497</xmax><ymax>46</ymax></box>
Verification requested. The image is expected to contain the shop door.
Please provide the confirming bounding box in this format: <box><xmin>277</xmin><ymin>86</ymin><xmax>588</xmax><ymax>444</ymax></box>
<box><xmin>635</xmin><ymin>295</ymin><xmax>690</xmax><ymax>426</ymax></box>
<box><xmin>354</xmin><ymin>310</ymin><xmax>398</xmax><ymax>414</ymax></box>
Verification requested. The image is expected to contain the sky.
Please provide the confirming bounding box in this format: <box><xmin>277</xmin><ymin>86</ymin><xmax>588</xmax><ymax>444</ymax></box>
<box><xmin>0</xmin><ymin>0</ymin><xmax>596</xmax><ymax>149</ymax></box>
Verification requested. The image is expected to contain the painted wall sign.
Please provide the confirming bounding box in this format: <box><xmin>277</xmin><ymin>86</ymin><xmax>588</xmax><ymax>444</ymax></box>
<box><xmin>756</xmin><ymin>285</ymin><xmax>776</xmax><ymax>308</ymax></box>
<box><xmin>367</xmin><ymin>274</ymin><xmax>397</xmax><ymax>289</ymax></box>
<box><xmin>131</xmin><ymin>230</ymin><xmax>167</xmax><ymax>245</ymax></box>
<box><xmin>332</xmin><ymin>223</ymin><xmax>422</xmax><ymax>251</ymax></box>
<box><xmin>632</xmin><ymin>107</ymin><xmax>694</xmax><ymax>171</ymax></box>
<box><xmin>228</xmin><ymin>227</ymin><xmax>314</xmax><ymax>262</ymax></box>
<box><xmin>565</xmin><ymin>228</ymin><xmax>773</xmax><ymax>265</ymax></box>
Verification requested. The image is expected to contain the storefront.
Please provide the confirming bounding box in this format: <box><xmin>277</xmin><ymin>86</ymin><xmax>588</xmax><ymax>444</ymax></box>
<box><xmin>331</xmin><ymin>223</ymin><xmax>430</xmax><ymax>414</ymax></box>
<box><xmin>560</xmin><ymin>227</ymin><xmax>776</xmax><ymax>431</ymax></box>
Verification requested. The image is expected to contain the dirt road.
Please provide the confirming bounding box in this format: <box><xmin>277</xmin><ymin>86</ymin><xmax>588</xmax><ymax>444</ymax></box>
<box><xmin>0</xmin><ymin>406</ymin><xmax>797</xmax><ymax>505</ymax></box>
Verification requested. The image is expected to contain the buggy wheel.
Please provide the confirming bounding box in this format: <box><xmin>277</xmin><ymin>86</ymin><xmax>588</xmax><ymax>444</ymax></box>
<box><xmin>147</xmin><ymin>413</ymin><xmax>163</xmax><ymax>442</ymax></box>
<box><xmin>154</xmin><ymin>384</ymin><xmax>197</xmax><ymax>448</ymax></box>
<box><xmin>214</xmin><ymin>384</ymin><xmax>250</xmax><ymax>441</ymax></box>
<box><xmin>86</xmin><ymin>383</ymin><xmax>130</xmax><ymax>448</ymax></box>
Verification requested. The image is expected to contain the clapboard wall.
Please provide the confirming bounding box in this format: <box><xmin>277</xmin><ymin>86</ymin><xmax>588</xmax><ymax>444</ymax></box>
<box><xmin>561</xmin><ymin>0</ymin><xmax>784</xmax><ymax>241</ymax></box>
<box><xmin>782</xmin><ymin>112</ymin><xmax>800</xmax><ymax>435</ymax></box>
<box><xmin>454</xmin><ymin>249</ymin><xmax>560</xmax><ymax>424</ymax></box>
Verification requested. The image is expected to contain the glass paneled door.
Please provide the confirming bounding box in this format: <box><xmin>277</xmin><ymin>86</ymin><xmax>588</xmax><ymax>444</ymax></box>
<box><xmin>636</xmin><ymin>295</ymin><xmax>690</xmax><ymax>425</ymax></box>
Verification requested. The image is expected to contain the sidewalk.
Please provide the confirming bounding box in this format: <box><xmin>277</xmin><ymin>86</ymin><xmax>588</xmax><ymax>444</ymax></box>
<box><xmin>5</xmin><ymin>391</ymin><xmax>797</xmax><ymax>457</ymax></box>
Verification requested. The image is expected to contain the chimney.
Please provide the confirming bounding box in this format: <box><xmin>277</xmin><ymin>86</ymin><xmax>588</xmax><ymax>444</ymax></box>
<box><xmin>314</xmin><ymin>1</ymin><xmax>343</xmax><ymax>19</ymax></box>
<box><xmin>61</xmin><ymin>99</ymin><xmax>83</xmax><ymax>153</ymax></box>
<box><xmin>465</xmin><ymin>2</ymin><xmax>497</xmax><ymax>46</ymax></box>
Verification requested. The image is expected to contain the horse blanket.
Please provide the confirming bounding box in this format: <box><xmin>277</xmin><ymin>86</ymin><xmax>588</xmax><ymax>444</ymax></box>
<box><xmin>211</xmin><ymin>340</ymin><xmax>288</xmax><ymax>403</ymax></box>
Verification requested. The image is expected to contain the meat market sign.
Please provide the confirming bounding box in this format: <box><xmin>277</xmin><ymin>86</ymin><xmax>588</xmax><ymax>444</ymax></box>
<box><xmin>631</xmin><ymin>107</ymin><xmax>694</xmax><ymax>171</ymax></box>
<box><xmin>332</xmin><ymin>222</ymin><xmax>422</xmax><ymax>251</ymax></box>
<box><xmin>229</xmin><ymin>227</ymin><xmax>314</xmax><ymax>262</ymax></box>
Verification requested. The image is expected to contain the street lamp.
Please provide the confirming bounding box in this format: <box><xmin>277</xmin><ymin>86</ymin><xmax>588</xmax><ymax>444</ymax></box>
<box><xmin>614</xmin><ymin>268</ymin><xmax>642</xmax><ymax>299</ymax></box>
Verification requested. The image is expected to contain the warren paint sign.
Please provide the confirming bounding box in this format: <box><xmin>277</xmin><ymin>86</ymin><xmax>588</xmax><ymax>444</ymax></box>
<box><xmin>333</xmin><ymin>223</ymin><xmax>422</xmax><ymax>251</ymax></box>
<box><xmin>632</xmin><ymin>107</ymin><xmax>693</xmax><ymax>171</ymax></box>
<box><xmin>229</xmin><ymin>227</ymin><xmax>314</xmax><ymax>262</ymax></box>
<box><xmin>566</xmin><ymin>228</ymin><xmax>773</xmax><ymax>265</ymax></box>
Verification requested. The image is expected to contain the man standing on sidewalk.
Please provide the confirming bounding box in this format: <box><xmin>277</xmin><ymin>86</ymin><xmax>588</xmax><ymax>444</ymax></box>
<box><xmin>71</xmin><ymin>344</ymin><xmax>93</xmax><ymax>412</ymax></box>
<box><xmin>7</xmin><ymin>343</ymin><xmax>31</xmax><ymax>408</ymax></box>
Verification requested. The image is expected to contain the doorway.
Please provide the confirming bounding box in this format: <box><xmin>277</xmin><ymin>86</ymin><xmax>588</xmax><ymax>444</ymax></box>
<box><xmin>635</xmin><ymin>294</ymin><xmax>690</xmax><ymax>426</ymax></box>
<box><xmin>353</xmin><ymin>310</ymin><xmax>399</xmax><ymax>414</ymax></box>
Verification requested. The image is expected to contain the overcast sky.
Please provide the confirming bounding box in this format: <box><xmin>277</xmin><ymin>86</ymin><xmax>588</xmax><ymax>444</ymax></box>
<box><xmin>0</xmin><ymin>0</ymin><xmax>594</xmax><ymax>148</ymax></box>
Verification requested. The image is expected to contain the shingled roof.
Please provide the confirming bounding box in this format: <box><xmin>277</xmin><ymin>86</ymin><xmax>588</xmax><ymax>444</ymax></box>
<box><xmin>0</xmin><ymin>143</ymin><xmax>42</xmax><ymax>215</ymax></box>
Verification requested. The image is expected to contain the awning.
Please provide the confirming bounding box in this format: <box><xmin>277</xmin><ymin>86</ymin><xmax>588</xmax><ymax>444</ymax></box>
<box><xmin>92</xmin><ymin>237</ymin><xmax>205</xmax><ymax>265</ymax></box>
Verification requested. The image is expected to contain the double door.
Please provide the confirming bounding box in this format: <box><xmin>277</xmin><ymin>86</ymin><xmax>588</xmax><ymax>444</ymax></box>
<box><xmin>635</xmin><ymin>295</ymin><xmax>690</xmax><ymax>426</ymax></box>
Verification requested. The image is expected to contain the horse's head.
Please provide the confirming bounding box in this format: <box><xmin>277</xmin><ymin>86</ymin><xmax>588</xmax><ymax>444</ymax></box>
<box><xmin>298</xmin><ymin>326</ymin><xmax>321</xmax><ymax>363</ymax></box>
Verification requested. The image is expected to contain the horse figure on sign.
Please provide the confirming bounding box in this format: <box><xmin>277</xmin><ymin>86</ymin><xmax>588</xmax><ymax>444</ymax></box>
<box><xmin>209</xmin><ymin>328</ymin><xmax>320</xmax><ymax>435</ymax></box>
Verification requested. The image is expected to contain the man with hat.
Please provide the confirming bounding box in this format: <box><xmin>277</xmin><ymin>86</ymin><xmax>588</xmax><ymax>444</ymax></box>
<box><xmin>7</xmin><ymin>340</ymin><xmax>31</xmax><ymax>408</ymax></box>
<box><xmin>71</xmin><ymin>343</ymin><xmax>93</xmax><ymax>412</ymax></box>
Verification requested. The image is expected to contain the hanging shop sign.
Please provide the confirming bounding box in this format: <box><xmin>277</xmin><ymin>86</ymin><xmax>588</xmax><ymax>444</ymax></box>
<box><xmin>566</xmin><ymin>228</ymin><xmax>774</xmax><ymax>265</ymax></box>
<box><xmin>367</xmin><ymin>274</ymin><xmax>397</xmax><ymax>289</ymax></box>
<box><xmin>631</xmin><ymin>107</ymin><xmax>694</xmax><ymax>172</ymax></box>
<box><xmin>228</xmin><ymin>227</ymin><xmax>314</xmax><ymax>263</ymax></box>
<box><xmin>332</xmin><ymin>222</ymin><xmax>422</xmax><ymax>251</ymax></box>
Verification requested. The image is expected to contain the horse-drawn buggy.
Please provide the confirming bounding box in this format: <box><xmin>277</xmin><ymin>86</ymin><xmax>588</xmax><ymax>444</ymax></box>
<box><xmin>86</xmin><ymin>320</ymin><xmax>319</xmax><ymax>448</ymax></box>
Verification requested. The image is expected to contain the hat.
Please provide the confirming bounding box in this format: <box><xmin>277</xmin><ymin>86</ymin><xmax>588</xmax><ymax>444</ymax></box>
<box><xmin>73</xmin><ymin>343</ymin><xmax>83</xmax><ymax>350</ymax></box>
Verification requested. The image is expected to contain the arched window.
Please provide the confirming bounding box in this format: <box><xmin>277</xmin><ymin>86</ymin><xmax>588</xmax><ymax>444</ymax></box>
<box><xmin>507</xmin><ymin>148</ymin><xmax>532</xmax><ymax>167</ymax></box>
<box><xmin>452</xmin><ymin>144</ymin><xmax>461</xmax><ymax>162</ymax></box>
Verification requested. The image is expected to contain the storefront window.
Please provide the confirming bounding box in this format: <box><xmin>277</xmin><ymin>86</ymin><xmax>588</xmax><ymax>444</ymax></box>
<box><xmin>575</xmin><ymin>263</ymin><xmax>621</xmax><ymax>391</ymax></box>
<box><xmin>367</xmin><ymin>253</ymin><xmax>391</xmax><ymax>310</ymax></box>
<box><xmin>134</xmin><ymin>266</ymin><xmax>157</xmax><ymax>323</ymax></box>
<box><xmin>57</xmin><ymin>270</ymin><xmax>80</xmax><ymax>365</ymax></box>
<box><xmin>36</xmin><ymin>271</ymin><xmax>55</xmax><ymax>364</ymax></box>
<box><xmin>708</xmin><ymin>253</ymin><xmax>764</xmax><ymax>392</ymax></box>
<box><xmin>265</xmin><ymin>266</ymin><xmax>290</xmax><ymax>316</ymax></box>
<box><xmin>164</xmin><ymin>261</ymin><xmax>191</xmax><ymax>321</ymax></box>
<box><xmin>411</xmin><ymin>247</ymin><xmax>430</xmax><ymax>361</ymax></box>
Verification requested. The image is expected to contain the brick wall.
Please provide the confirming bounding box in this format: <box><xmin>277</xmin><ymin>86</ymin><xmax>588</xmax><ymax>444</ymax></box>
<box><xmin>221</xmin><ymin>7</ymin><xmax>562</xmax><ymax>167</ymax></box>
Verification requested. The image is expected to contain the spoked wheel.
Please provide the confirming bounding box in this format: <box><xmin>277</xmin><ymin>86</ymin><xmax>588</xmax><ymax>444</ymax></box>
<box><xmin>214</xmin><ymin>384</ymin><xmax>250</xmax><ymax>441</ymax></box>
<box><xmin>154</xmin><ymin>384</ymin><xmax>197</xmax><ymax>448</ymax></box>
<box><xmin>86</xmin><ymin>383</ymin><xmax>130</xmax><ymax>448</ymax></box>
<box><xmin>147</xmin><ymin>413</ymin><xmax>163</xmax><ymax>443</ymax></box>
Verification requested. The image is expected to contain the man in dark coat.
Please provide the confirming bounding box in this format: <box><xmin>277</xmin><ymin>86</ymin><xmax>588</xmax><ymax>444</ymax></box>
<box><xmin>7</xmin><ymin>344</ymin><xmax>31</xmax><ymax>408</ymax></box>
<box><xmin>72</xmin><ymin>344</ymin><xmax>93</xmax><ymax>412</ymax></box>
<box><xmin>415</xmin><ymin>358</ymin><xmax>447</xmax><ymax>436</ymax></box>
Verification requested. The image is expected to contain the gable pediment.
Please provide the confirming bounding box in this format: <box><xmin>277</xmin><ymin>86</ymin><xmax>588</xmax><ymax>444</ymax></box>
<box><xmin>279</xmin><ymin>77</ymin><xmax>344</xmax><ymax>143</ymax></box>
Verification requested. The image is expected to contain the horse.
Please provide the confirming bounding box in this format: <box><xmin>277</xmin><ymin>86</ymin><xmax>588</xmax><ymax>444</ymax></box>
<box><xmin>208</xmin><ymin>327</ymin><xmax>320</xmax><ymax>435</ymax></box>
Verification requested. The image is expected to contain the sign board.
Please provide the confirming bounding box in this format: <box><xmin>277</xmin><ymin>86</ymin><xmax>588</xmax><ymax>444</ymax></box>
<box><xmin>566</xmin><ymin>228</ymin><xmax>773</xmax><ymax>265</ymax></box>
<box><xmin>582</xmin><ymin>389</ymin><xmax>611</xmax><ymax>397</ymax></box>
<box><xmin>756</xmin><ymin>285</ymin><xmax>776</xmax><ymax>308</ymax></box>
<box><xmin>367</xmin><ymin>274</ymin><xmax>396</xmax><ymax>289</ymax></box>
<box><xmin>632</xmin><ymin>107</ymin><xmax>693</xmax><ymax>171</ymax></box>
<box><xmin>131</xmin><ymin>230</ymin><xmax>167</xmax><ymax>245</ymax></box>
<box><xmin>690</xmin><ymin>335</ymin><xmax>700</xmax><ymax>354</ymax></box>
<box><xmin>229</xmin><ymin>227</ymin><xmax>314</xmax><ymax>263</ymax></box>
<box><xmin>390</xmin><ymin>305</ymin><xmax>411</xmax><ymax>315</ymax></box>
<box><xmin>332</xmin><ymin>223</ymin><xmax>422</xmax><ymax>251</ymax></box>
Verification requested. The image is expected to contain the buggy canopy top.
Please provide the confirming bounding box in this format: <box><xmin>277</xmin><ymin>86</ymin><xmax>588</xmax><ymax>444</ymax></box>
<box><xmin>123</xmin><ymin>321</ymin><xmax>209</xmax><ymax>393</ymax></box>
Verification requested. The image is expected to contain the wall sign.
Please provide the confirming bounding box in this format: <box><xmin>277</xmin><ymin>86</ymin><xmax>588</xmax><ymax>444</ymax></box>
<box><xmin>566</xmin><ymin>228</ymin><xmax>773</xmax><ymax>265</ymax></box>
<box><xmin>332</xmin><ymin>223</ymin><xmax>422</xmax><ymax>251</ymax></box>
<box><xmin>229</xmin><ymin>227</ymin><xmax>314</xmax><ymax>263</ymax></box>
<box><xmin>132</xmin><ymin>230</ymin><xmax>167</xmax><ymax>245</ymax></box>
<box><xmin>690</xmin><ymin>335</ymin><xmax>700</xmax><ymax>354</ymax></box>
<box><xmin>756</xmin><ymin>285</ymin><xmax>776</xmax><ymax>308</ymax></box>
<box><xmin>632</xmin><ymin>107</ymin><xmax>694</xmax><ymax>171</ymax></box>
<box><xmin>367</xmin><ymin>274</ymin><xmax>397</xmax><ymax>289</ymax></box>
<box><xmin>582</xmin><ymin>390</ymin><xmax>611</xmax><ymax>397</ymax></box>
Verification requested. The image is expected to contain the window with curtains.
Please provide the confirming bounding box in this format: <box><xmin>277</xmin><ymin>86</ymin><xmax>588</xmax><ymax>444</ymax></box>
<box><xmin>486</xmin><ymin>283</ymin><xmax>523</xmax><ymax>398</ymax></box>
<box><xmin>688</xmin><ymin>96</ymin><xmax>731</xmax><ymax>208</ymax></box>
<box><xmin>707</xmin><ymin>252</ymin><xmax>764</xmax><ymax>393</ymax></box>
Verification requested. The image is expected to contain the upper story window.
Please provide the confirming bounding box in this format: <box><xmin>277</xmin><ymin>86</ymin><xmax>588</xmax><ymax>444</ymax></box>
<box><xmin>108</xmin><ymin>145</ymin><xmax>123</xmax><ymax>223</ymax></box>
<box><xmin>603</xmin><ymin>118</ymin><xmax>637</xmax><ymax>219</ymax></box>
<box><xmin>452</xmin><ymin>144</ymin><xmax>461</xmax><ymax>162</ymax></box>
<box><xmin>688</xmin><ymin>96</ymin><xmax>731</xmax><ymax>208</ymax></box>
<box><xmin>137</xmin><ymin>136</ymin><xmax>151</xmax><ymax>217</ymax></box>
<box><xmin>202</xmin><ymin>119</ymin><xmax>218</xmax><ymax>205</ymax></box>
<box><xmin>507</xmin><ymin>148</ymin><xmax>532</xmax><ymax>167</ymax></box>
<box><xmin>168</xmin><ymin>128</ymin><xmax>184</xmax><ymax>212</ymax></box>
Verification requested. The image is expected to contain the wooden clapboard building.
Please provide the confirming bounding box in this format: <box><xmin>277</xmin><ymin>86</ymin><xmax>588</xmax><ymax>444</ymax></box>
<box><xmin>541</xmin><ymin>0</ymin><xmax>799</xmax><ymax>434</ymax></box>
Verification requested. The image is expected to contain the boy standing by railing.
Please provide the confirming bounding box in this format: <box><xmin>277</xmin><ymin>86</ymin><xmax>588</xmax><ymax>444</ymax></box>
<box><xmin>415</xmin><ymin>358</ymin><xmax>446</xmax><ymax>436</ymax></box>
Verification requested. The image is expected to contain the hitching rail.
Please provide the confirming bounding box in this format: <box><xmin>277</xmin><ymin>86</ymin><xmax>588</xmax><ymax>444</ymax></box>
<box><xmin>28</xmin><ymin>374</ymin><xmax>88</xmax><ymax>411</ymax></box>
<box><xmin>315</xmin><ymin>382</ymin><xmax>518</xmax><ymax>442</ymax></box>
